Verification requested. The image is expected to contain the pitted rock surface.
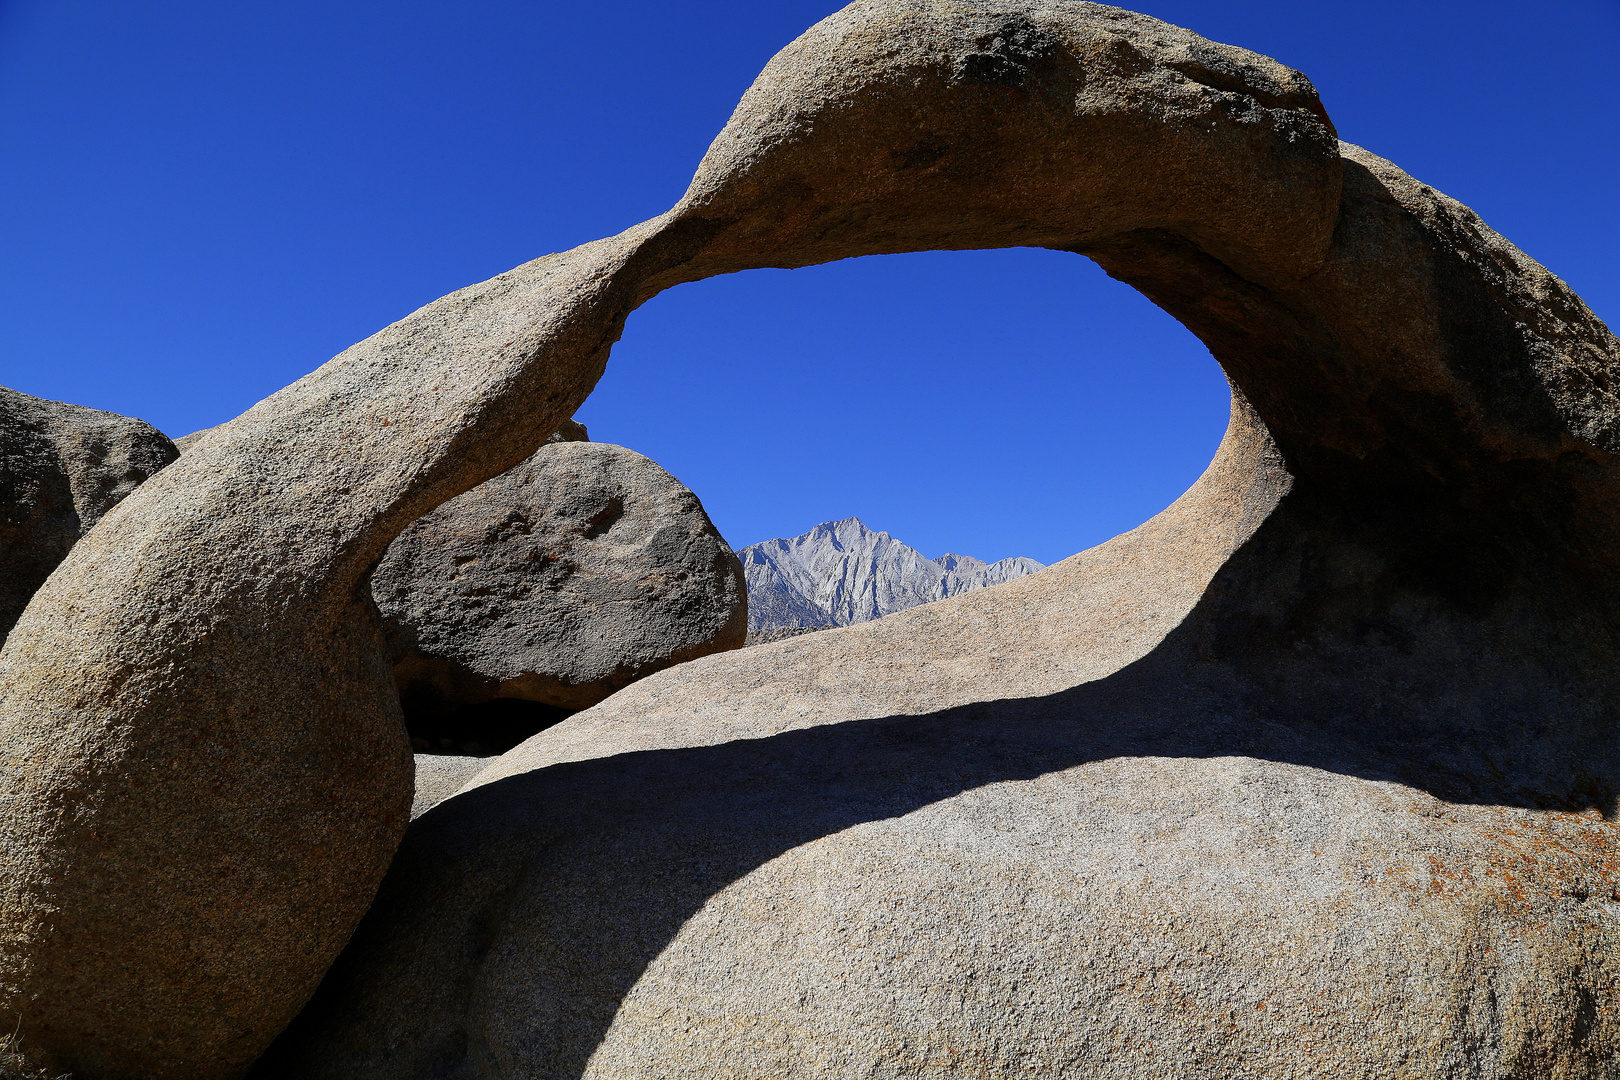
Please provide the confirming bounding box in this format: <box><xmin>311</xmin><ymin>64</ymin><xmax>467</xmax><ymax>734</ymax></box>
<box><xmin>543</xmin><ymin>417</ymin><xmax>588</xmax><ymax>445</ymax></box>
<box><xmin>372</xmin><ymin>440</ymin><xmax>745</xmax><ymax>714</ymax></box>
<box><xmin>0</xmin><ymin>385</ymin><xmax>177</xmax><ymax>643</ymax></box>
<box><xmin>172</xmin><ymin>425</ymin><xmax>218</xmax><ymax>453</ymax></box>
<box><xmin>178</xmin><ymin>417</ymin><xmax>584</xmax><ymax>456</ymax></box>
<box><xmin>3</xmin><ymin>2</ymin><xmax>1619</xmax><ymax>1078</ymax></box>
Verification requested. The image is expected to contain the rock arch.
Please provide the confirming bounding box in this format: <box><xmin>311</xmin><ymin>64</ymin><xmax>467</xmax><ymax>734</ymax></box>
<box><xmin>1</xmin><ymin>2</ymin><xmax>1616</xmax><ymax>1076</ymax></box>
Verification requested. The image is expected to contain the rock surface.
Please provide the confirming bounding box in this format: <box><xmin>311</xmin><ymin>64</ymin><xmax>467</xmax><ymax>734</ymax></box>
<box><xmin>373</xmin><ymin>440</ymin><xmax>746</xmax><ymax>715</ymax></box>
<box><xmin>409</xmin><ymin>755</ymin><xmax>489</xmax><ymax>821</ymax></box>
<box><xmin>544</xmin><ymin>417</ymin><xmax>588</xmax><ymax>445</ymax></box>
<box><xmin>172</xmin><ymin>425</ymin><xmax>220</xmax><ymax>453</ymax></box>
<box><xmin>0</xmin><ymin>385</ymin><xmax>177</xmax><ymax>643</ymax></box>
<box><xmin>740</xmin><ymin>516</ymin><xmax>1044</xmax><ymax>630</ymax></box>
<box><xmin>179</xmin><ymin>417</ymin><xmax>587</xmax><ymax>457</ymax></box>
<box><xmin>263</xmin><ymin>397</ymin><xmax>1620</xmax><ymax>1080</ymax></box>
<box><xmin>5</xmin><ymin>1</ymin><xmax>1620</xmax><ymax>1077</ymax></box>
<box><xmin>743</xmin><ymin>624</ymin><xmax>831</xmax><ymax>647</ymax></box>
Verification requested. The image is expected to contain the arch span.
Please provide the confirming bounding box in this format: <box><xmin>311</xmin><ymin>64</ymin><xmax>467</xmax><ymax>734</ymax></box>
<box><xmin>2</xmin><ymin>3</ymin><xmax>1617</xmax><ymax>1076</ymax></box>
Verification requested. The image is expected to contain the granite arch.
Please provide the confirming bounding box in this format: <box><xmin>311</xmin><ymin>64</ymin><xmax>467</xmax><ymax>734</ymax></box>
<box><xmin>1</xmin><ymin>2</ymin><xmax>1617</xmax><ymax>1076</ymax></box>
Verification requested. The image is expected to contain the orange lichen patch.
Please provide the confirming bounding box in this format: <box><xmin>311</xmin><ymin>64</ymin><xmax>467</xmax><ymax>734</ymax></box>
<box><xmin>1355</xmin><ymin>802</ymin><xmax>1620</xmax><ymax>917</ymax></box>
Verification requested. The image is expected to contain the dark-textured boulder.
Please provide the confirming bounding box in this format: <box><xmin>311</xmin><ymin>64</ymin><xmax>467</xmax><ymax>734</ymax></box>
<box><xmin>372</xmin><ymin>439</ymin><xmax>744</xmax><ymax>717</ymax></box>
<box><xmin>4</xmin><ymin>2</ymin><xmax>1619</xmax><ymax>1077</ymax></box>
<box><xmin>0</xmin><ymin>385</ymin><xmax>177</xmax><ymax>643</ymax></box>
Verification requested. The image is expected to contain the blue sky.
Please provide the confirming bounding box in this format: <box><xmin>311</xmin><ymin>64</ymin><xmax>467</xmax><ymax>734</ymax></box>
<box><xmin>2</xmin><ymin>1</ymin><xmax>1616</xmax><ymax>565</ymax></box>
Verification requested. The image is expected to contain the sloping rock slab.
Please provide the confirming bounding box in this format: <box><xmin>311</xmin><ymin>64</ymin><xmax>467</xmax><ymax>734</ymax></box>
<box><xmin>409</xmin><ymin>755</ymin><xmax>490</xmax><ymax>821</ymax></box>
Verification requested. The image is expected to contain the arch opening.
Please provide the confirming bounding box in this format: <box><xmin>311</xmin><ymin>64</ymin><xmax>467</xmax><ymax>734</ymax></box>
<box><xmin>578</xmin><ymin>246</ymin><xmax>1232</xmax><ymax>570</ymax></box>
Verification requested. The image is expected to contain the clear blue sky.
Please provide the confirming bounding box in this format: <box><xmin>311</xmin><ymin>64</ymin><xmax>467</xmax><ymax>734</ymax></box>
<box><xmin>2</xmin><ymin>2</ymin><xmax>1616</xmax><ymax>565</ymax></box>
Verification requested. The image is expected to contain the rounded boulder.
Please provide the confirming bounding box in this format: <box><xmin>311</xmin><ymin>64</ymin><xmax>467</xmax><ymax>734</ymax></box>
<box><xmin>372</xmin><ymin>440</ymin><xmax>746</xmax><ymax>715</ymax></box>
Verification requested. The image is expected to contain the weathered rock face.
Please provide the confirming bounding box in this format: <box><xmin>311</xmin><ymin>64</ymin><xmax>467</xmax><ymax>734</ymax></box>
<box><xmin>372</xmin><ymin>440</ymin><xmax>746</xmax><ymax>715</ymax></box>
<box><xmin>544</xmin><ymin>417</ymin><xmax>588</xmax><ymax>445</ymax></box>
<box><xmin>4</xmin><ymin>2</ymin><xmax>1620</xmax><ymax>1078</ymax></box>
<box><xmin>0</xmin><ymin>385</ymin><xmax>177</xmax><ymax>643</ymax></box>
<box><xmin>740</xmin><ymin>516</ymin><xmax>1044</xmax><ymax>630</ymax></box>
<box><xmin>178</xmin><ymin>419</ymin><xmax>585</xmax><ymax>457</ymax></box>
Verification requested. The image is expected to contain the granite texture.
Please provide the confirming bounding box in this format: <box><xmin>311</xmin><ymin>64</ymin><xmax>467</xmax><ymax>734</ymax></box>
<box><xmin>172</xmin><ymin>425</ymin><xmax>219</xmax><ymax>453</ymax></box>
<box><xmin>0</xmin><ymin>385</ymin><xmax>177</xmax><ymax>644</ymax></box>
<box><xmin>3</xmin><ymin>1</ymin><xmax>1618</xmax><ymax>1077</ymax></box>
<box><xmin>373</xmin><ymin>440</ymin><xmax>745</xmax><ymax>714</ymax></box>
<box><xmin>408</xmin><ymin>755</ymin><xmax>490</xmax><ymax>821</ymax></box>
<box><xmin>266</xmin><ymin>397</ymin><xmax>1620</xmax><ymax>1080</ymax></box>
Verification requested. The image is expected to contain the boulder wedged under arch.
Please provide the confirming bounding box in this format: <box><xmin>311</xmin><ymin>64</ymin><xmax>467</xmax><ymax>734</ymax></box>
<box><xmin>374</xmin><ymin>437</ymin><xmax>747</xmax><ymax>718</ymax></box>
<box><xmin>1</xmin><ymin>2</ymin><xmax>1617</xmax><ymax>1077</ymax></box>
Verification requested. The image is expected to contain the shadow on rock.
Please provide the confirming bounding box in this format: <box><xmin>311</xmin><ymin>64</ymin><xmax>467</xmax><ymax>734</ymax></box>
<box><xmin>256</xmin><ymin>484</ymin><xmax>1620</xmax><ymax>1077</ymax></box>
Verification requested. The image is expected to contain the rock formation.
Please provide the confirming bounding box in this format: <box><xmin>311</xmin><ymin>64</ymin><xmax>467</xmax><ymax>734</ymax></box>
<box><xmin>267</xmin><ymin>391</ymin><xmax>1620</xmax><ymax>1080</ymax></box>
<box><xmin>3</xmin><ymin>1</ymin><xmax>1619</xmax><ymax>1077</ymax></box>
<box><xmin>372</xmin><ymin>439</ymin><xmax>746</xmax><ymax>716</ymax></box>
<box><xmin>544</xmin><ymin>417</ymin><xmax>588</xmax><ymax>445</ymax></box>
<box><xmin>0</xmin><ymin>385</ymin><xmax>177</xmax><ymax>643</ymax></box>
<box><xmin>740</xmin><ymin>516</ymin><xmax>1043</xmax><ymax>630</ymax></box>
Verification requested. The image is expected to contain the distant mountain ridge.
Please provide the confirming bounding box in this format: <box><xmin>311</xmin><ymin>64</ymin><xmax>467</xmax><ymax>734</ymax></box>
<box><xmin>738</xmin><ymin>517</ymin><xmax>1044</xmax><ymax>632</ymax></box>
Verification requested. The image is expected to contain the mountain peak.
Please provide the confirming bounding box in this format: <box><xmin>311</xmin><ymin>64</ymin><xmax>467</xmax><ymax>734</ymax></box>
<box><xmin>738</xmin><ymin>522</ymin><xmax>1043</xmax><ymax>632</ymax></box>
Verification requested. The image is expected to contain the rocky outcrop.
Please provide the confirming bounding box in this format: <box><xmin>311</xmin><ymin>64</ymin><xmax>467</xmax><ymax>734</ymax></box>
<box><xmin>544</xmin><ymin>417</ymin><xmax>588</xmax><ymax>445</ymax></box>
<box><xmin>372</xmin><ymin>439</ymin><xmax>746</xmax><ymax>715</ymax></box>
<box><xmin>5</xmin><ymin>2</ymin><xmax>1620</xmax><ymax>1077</ymax></box>
<box><xmin>740</xmin><ymin>517</ymin><xmax>1044</xmax><ymax>630</ymax></box>
<box><xmin>0</xmin><ymin>385</ymin><xmax>177</xmax><ymax>643</ymax></box>
<box><xmin>178</xmin><ymin>417</ymin><xmax>605</xmax><ymax>761</ymax></box>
